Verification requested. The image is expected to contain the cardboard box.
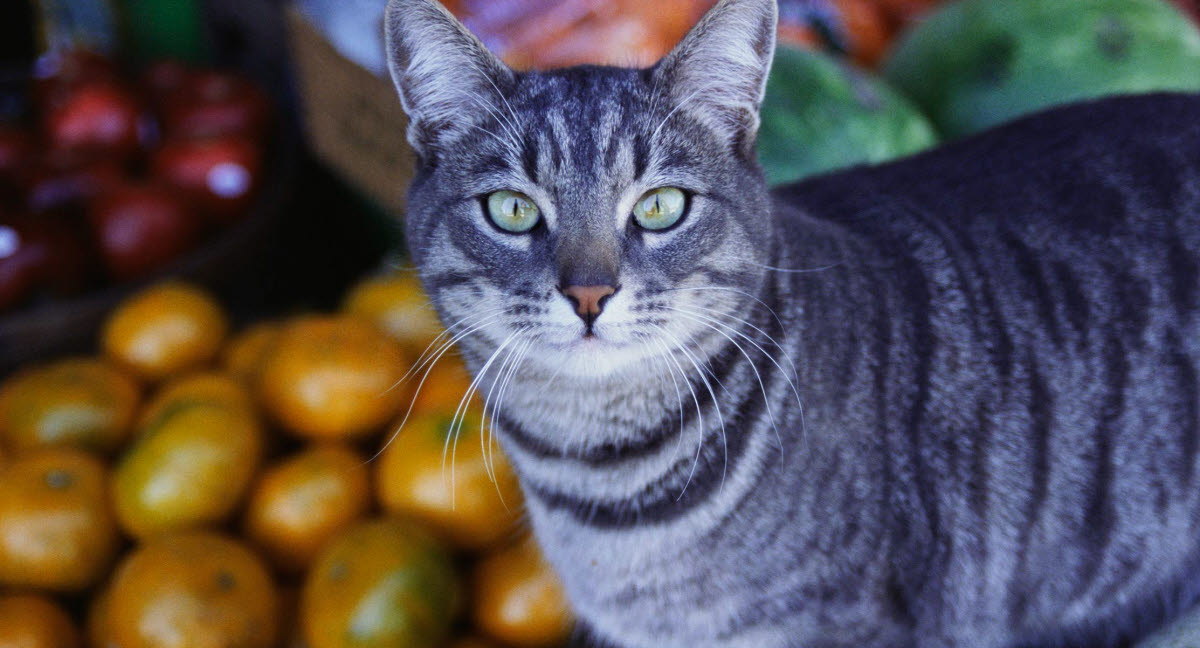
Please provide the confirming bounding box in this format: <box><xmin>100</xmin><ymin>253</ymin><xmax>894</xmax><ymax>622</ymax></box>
<box><xmin>285</xmin><ymin>6</ymin><xmax>413</xmax><ymax>216</ymax></box>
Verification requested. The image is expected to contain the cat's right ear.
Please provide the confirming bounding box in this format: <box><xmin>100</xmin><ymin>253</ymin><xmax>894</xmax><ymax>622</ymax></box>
<box><xmin>385</xmin><ymin>0</ymin><xmax>514</xmax><ymax>160</ymax></box>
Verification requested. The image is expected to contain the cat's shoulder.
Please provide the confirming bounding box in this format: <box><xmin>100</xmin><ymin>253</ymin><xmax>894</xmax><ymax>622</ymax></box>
<box><xmin>773</xmin><ymin>92</ymin><xmax>1200</xmax><ymax>225</ymax></box>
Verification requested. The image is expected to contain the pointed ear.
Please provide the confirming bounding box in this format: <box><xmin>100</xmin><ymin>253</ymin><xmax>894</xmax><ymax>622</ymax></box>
<box><xmin>385</xmin><ymin>0</ymin><xmax>514</xmax><ymax>160</ymax></box>
<box><xmin>653</xmin><ymin>0</ymin><xmax>777</xmax><ymax>158</ymax></box>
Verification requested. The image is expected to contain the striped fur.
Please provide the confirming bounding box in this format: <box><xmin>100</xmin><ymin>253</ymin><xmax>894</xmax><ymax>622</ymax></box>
<box><xmin>386</xmin><ymin>0</ymin><xmax>1200</xmax><ymax>645</ymax></box>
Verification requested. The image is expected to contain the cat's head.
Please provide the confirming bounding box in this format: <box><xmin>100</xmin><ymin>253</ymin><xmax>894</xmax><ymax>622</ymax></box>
<box><xmin>386</xmin><ymin>0</ymin><xmax>778</xmax><ymax>379</ymax></box>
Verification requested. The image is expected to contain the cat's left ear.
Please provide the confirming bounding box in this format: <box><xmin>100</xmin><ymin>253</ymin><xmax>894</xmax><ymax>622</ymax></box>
<box><xmin>385</xmin><ymin>0</ymin><xmax>514</xmax><ymax>161</ymax></box>
<box><xmin>653</xmin><ymin>0</ymin><xmax>777</xmax><ymax>158</ymax></box>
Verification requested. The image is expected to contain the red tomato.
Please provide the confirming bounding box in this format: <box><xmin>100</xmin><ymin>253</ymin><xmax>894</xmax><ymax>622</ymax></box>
<box><xmin>88</xmin><ymin>183</ymin><xmax>198</xmax><ymax>281</ymax></box>
<box><xmin>152</xmin><ymin>136</ymin><xmax>262</xmax><ymax>224</ymax></box>
<box><xmin>162</xmin><ymin>71</ymin><xmax>270</xmax><ymax>141</ymax></box>
<box><xmin>43</xmin><ymin>80</ymin><xmax>144</xmax><ymax>159</ymax></box>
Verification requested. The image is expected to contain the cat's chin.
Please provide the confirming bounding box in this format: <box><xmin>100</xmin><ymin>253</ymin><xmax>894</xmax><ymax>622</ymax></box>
<box><xmin>532</xmin><ymin>336</ymin><xmax>657</xmax><ymax>381</ymax></box>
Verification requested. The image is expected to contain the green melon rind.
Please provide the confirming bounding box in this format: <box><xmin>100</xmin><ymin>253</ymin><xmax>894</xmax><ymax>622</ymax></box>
<box><xmin>883</xmin><ymin>0</ymin><xmax>1200</xmax><ymax>138</ymax></box>
<box><xmin>758</xmin><ymin>46</ymin><xmax>939</xmax><ymax>186</ymax></box>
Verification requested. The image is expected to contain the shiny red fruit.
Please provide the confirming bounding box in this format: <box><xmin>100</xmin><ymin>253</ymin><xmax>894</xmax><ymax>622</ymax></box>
<box><xmin>34</xmin><ymin>49</ymin><xmax>120</xmax><ymax>113</ymax></box>
<box><xmin>152</xmin><ymin>136</ymin><xmax>262</xmax><ymax>225</ymax></box>
<box><xmin>0</xmin><ymin>223</ymin><xmax>35</xmax><ymax>311</ymax></box>
<box><xmin>89</xmin><ymin>183</ymin><xmax>198</xmax><ymax>281</ymax></box>
<box><xmin>43</xmin><ymin>81</ymin><xmax>144</xmax><ymax>159</ymax></box>
<box><xmin>162</xmin><ymin>72</ymin><xmax>270</xmax><ymax>141</ymax></box>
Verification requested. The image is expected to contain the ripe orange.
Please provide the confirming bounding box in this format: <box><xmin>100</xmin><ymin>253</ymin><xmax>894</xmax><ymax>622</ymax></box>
<box><xmin>0</xmin><ymin>357</ymin><xmax>140</xmax><ymax>454</ymax></box>
<box><xmin>0</xmin><ymin>449</ymin><xmax>119</xmax><ymax>591</ymax></box>
<box><xmin>376</xmin><ymin>411</ymin><xmax>523</xmax><ymax>551</ymax></box>
<box><xmin>113</xmin><ymin>400</ymin><xmax>263</xmax><ymax>538</ymax></box>
<box><xmin>136</xmin><ymin>370</ymin><xmax>257</xmax><ymax>428</ymax></box>
<box><xmin>243</xmin><ymin>444</ymin><xmax>371</xmax><ymax>573</ymax></box>
<box><xmin>0</xmin><ymin>594</ymin><xmax>80</xmax><ymax>648</ymax></box>
<box><xmin>256</xmin><ymin>315</ymin><xmax>408</xmax><ymax>439</ymax></box>
<box><xmin>472</xmin><ymin>534</ymin><xmax>574</xmax><ymax>647</ymax></box>
<box><xmin>106</xmin><ymin>531</ymin><xmax>279</xmax><ymax>648</ymax></box>
<box><xmin>341</xmin><ymin>271</ymin><xmax>444</xmax><ymax>354</ymax></box>
<box><xmin>302</xmin><ymin>518</ymin><xmax>461</xmax><ymax>648</ymax></box>
<box><xmin>220</xmin><ymin>321</ymin><xmax>280</xmax><ymax>382</ymax></box>
<box><xmin>102</xmin><ymin>282</ymin><xmax>229</xmax><ymax>381</ymax></box>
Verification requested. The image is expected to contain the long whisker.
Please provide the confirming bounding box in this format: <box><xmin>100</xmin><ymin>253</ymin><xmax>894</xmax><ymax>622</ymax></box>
<box><xmin>367</xmin><ymin>313</ymin><xmax>504</xmax><ymax>466</ymax></box>
<box><xmin>668</xmin><ymin>307</ymin><xmax>784</xmax><ymax>456</ymax></box>
<box><xmin>653</xmin><ymin>323</ymin><xmax>728</xmax><ymax>495</ymax></box>
<box><xmin>444</xmin><ymin>331</ymin><xmax>523</xmax><ymax>506</ymax></box>
<box><xmin>673</xmin><ymin>304</ymin><xmax>808</xmax><ymax>451</ymax></box>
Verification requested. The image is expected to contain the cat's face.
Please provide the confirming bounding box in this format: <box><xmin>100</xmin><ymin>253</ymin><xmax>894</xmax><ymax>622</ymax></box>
<box><xmin>387</xmin><ymin>0</ymin><xmax>778</xmax><ymax>379</ymax></box>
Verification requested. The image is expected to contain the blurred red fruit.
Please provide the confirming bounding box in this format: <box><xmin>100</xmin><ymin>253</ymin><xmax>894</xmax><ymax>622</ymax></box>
<box><xmin>162</xmin><ymin>71</ymin><xmax>270</xmax><ymax>141</ymax></box>
<box><xmin>43</xmin><ymin>81</ymin><xmax>144</xmax><ymax>159</ymax></box>
<box><xmin>89</xmin><ymin>183</ymin><xmax>198</xmax><ymax>281</ymax></box>
<box><xmin>152</xmin><ymin>136</ymin><xmax>262</xmax><ymax>225</ymax></box>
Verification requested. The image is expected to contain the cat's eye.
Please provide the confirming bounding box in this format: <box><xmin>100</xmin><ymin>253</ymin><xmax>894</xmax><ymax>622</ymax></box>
<box><xmin>632</xmin><ymin>187</ymin><xmax>687</xmax><ymax>231</ymax></box>
<box><xmin>486</xmin><ymin>190</ymin><xmax>541</xmax><ymax>233</ymax></box>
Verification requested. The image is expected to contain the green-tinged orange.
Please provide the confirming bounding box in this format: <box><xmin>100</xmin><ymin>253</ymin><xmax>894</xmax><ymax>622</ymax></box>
<box><xmin>472</xmin><ymin>534</ymin><xmax>574</xmax><ymax>648</ymax></box>
<box><xmin>113</xmin><ymin>400</ymin><xmax>263</xmax><ymax>538</ymax></box>
<box><xmin>257</xmin><ymin>315</ymin><xmax>407</xmax><ymax>439</ymax></box>
<box><xmin>102</xmin><ymin>282</ymin><xmax>229</xmax><ymax>381</ymax></box>
<box><xmin>377</xmin><ymin>411</ymin><xmax>522</xmax><ymax>551</ymax></box>
<box><xmin>106</xmin><ymin>532</ymin><xmax>278</xmax><ymax>648</ymax></box>
<box><xmin>0</xmin><ymin>357</ymin><xmax>140</xmax><ymax>454</ymax></box>
<box><xmin>244</xmin><ymin>444</ymin><xmax>371</xmax><ymax>573</ymax></box>
<box><xmin>0</xmin><ymin>450</ymin><xmax>119</xmax><ymax>591</ymax></box>
<box><xmin>137</xmin><ymin>370</ymin><xmax>256</xmax><ymax>428</ymax></box>
<box><xmin>302</xmin><ymin>518</ymin><xmax>460</xmax><ymax>648</ymax></box>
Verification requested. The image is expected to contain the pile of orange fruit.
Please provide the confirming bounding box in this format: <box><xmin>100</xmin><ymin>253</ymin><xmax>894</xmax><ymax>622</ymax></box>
<box><xmin>0</xmin><ymin>273</ymin><xmax>573</xmax><ymax>648</ymax></box>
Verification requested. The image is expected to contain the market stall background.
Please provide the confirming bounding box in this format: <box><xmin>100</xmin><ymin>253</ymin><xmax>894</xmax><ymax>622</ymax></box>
<box><xmin>0</xmin><ymin>0</ymin><xmax>1199</xmax><ymax>646</ymax></box>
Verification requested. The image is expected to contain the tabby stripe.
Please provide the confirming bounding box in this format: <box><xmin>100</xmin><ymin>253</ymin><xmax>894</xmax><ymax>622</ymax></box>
<box><xmin>1003</xmin><ymin>233</ymin><xmax>1064</xmax><ymax>349</ymax></box>
<box><xmin>1006</xmin><ymin>357</ymin><xmax>1053</xmax><ymax>626</ymax></box>
<box><xmin>525</xmin><ymin>338</ymin><xmax>774</xmax><ymax>528</ymax></box>
<box><xmin>1071</xmin><ymin>334</ymin><xmax>1127</xmax><ymax>600</ymax></box>
<box><xmin>1166</xmin><ymin>330</ymin><xmax>1199</xmax><ymax>491</ymax></box>
<box><xmin>1167</xmin><ymin>239</ymin><xmax>1199</xmax><ymax>314</ymax></box>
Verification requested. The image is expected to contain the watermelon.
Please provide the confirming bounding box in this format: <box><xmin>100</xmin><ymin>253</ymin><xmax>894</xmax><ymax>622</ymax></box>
<box><xmin>757</xmin><ymin>46</ymin><xmax>938</xmax><ymax>186</ymax></box>
<box><xmin>883</xmin><ymin>0</ymin><xmax>1200</xmax><ymax>138</ymax></box>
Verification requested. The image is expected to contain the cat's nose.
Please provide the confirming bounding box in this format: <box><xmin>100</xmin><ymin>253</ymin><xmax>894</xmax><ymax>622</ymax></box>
<box><xmin>559</xmin><ymin>284</ymin><xmax>617</xmax><ymax>330</ymax></box>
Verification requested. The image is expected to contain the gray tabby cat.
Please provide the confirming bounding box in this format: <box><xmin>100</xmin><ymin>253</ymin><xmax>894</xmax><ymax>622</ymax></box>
<box><xmin>383</xmin><ymin>0</ymin><xmax>1200</xmax><ymax>645</ymax></box>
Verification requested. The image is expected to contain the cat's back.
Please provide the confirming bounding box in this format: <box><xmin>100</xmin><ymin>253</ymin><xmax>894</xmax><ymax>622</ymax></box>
<box><xmin>773</xmin><ymin>93</ymin><xmax>1200</xmax><ymax>647</ymax></box>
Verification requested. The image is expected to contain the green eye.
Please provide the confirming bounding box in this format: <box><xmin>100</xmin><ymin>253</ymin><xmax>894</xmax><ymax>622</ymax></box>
<box><xmin>632</xmin><ymin>187</ymin><xmax>686</xmax><ymax>231</ymax></box>
<box><xmin>486</xmin><ymin>190</ymin><xmax>540</xmax><ymax>233</ymax></box>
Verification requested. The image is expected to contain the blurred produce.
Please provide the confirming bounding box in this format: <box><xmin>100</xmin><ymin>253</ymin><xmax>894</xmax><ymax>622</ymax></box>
<box><xmin>101</xmin><ymin>281</ymin><xmax>228</xmax><ymax>381</ymax></box>
<box><xmin>102</xmin><ymin>531</ymin><xmax>278</xmax><ymax>648</ymax></box>
<box><xmin>0</xmin><ymin>593</ymin><xmax>80</xmax><ymax>648</ymax></box>
<box><xmin>302</xmin><ymin>517</ymin><xmax>461</xmax><ymax>648</ymax></box>
<box><xmin>112</xmin><ymin>378</ymin><xmax>262</xmax><ymax>538</ymax></box>
<box><xmin>220</xmin><ymin>320</ymin><xmax>280</xmax><ymax>381</ymax></box>
<box><xmin>0</xmin><ymin>48</ymin><xmax>276</xmax><ymax>316</ymax></box>
<box><xmin>0</xmin><ymin>273</ymin><xmax>575</xmax><ymax>646</ymax></box>
<box><xmin>0</xmin><ymin>357</ymin><xmax>139</xmax><ymax>453</ymax></box>
<box><xmin>884</xmin><ymin>0</ymin><xmax>1200</xmax><ymax>137</ymax></box>
<box><xmin>256</xmin><ymin>315</ymin><xmax>408</xmax><ymax>439</ymax></box>
<box><xmin>472</xmin><ymin>534</ymin><xmax>575</xmax><ymax>648</ymax></box>
<box><xmin>759</xmin><ymin>45</ymin><xmax>937</xmax><ymax>185</ymax></box>
<box><xmin>342</xmin><ymin>272</ymin><xmax>444</xmax><ymax>355</ymax></box>
<box><xmin>378</xmin><ymin>410</ymin><xmax>525</xmax><ymax>551</ymax></box>
<box><xmin>0</xmin><ymin>449</ymin><xmax>119</xmax><ymax>591</ymax></box>
<box><xmin>244</xmin><ymin>444</ymin><xmax>371</xmax><ymax>573</ymax></box>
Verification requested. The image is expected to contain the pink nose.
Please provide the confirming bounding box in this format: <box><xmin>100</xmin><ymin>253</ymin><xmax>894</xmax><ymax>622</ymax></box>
<box><xmin>560</xmin><ymin>284</ymin><xmax>616</xmax><ymax>327</ymax></box>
